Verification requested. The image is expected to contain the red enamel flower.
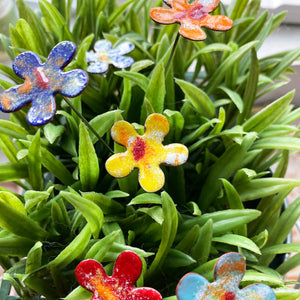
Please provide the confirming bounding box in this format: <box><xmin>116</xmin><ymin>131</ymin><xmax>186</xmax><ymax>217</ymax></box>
<box><xmin>75</xmin><ymin>251</ymin><xmax>162</xmax><ymax>300</ymax></box>
<box><xmin>150</xmin><ymin>0</ymin><xmax>233</xmax><ymax>41</ymax></box>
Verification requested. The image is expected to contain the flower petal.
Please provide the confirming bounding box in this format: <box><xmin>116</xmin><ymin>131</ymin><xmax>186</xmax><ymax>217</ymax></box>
<box><xmin>176</xmin><ymin>273</ymin><xmax>209</xmax><ymax>300</ymax></box>
<box><xmin>138</xmin><ymin>164</ymin><xmax>165</xmax><ymax>193</ymax></box>
<box><xmin>110</xmin><ymin>55</ymin><xmax>134</xmax><ymax>69</ymax></box>
<box><xmin>164</xmin><ymin>0</ymin><xmax>188</xmax><ymax>10</ymax></box>
<box><xmin>0</xmin><ymin>85</ymin><xmax>32</xmax><ymax>113</ymax></box>
<box><xmin>94</xmin><ymin>39</ymin><xmax>112</xmax><ymax>53</ymax></box>
<box><xmin>112</xmin><ymin>251</ymin><xmax>142</xmax><ymax>285</ymax></box>
<box><xmin>105</xmin><ymin>152</ymin><xmax>135</xmax><ymax>178</ymax></box>
<box><xmin>132</xmin><ymin>287</ymin><xmax>162</xmax><ymax>300</ymax></box>
<box><xmin>111</xmin><ymin>120</ymin><xmax>138</xmax><ymax>147</ymax></box>
<box><xmin>200</xmin><ymin>14</ymin><xmax>233</xmax><ymax>31</ymax></box>
<box><xmin>214</xmin><ymin>252</ymin><xmax>245</xmax><ymax>285</ymax></box>
<box><xmin>110</xmin><ymin>42</ymin><xmax>135</xmax><ymax>56</ymax></box>
<box><xmin>75</xmin><ymin>259</ymin><xmax>107</xmax><ymax>293</ymax></box>
<box><xmin>27</xmin><ymin>92</ymin><xmax>56</xmax><ymax>126</ymax></box>
<box><xmin>195</xmin><ymin>0</ymin><xmax>219</xmax><ymax>12</ymax></box>
<box><xmin>86</xmin><ymin>51</ymin><xmax>98</xmax><ymax>63</ymax></box>
<box><xmin>179</xmin><ymin>20</ymin><xmax>207</xmax><ymax>40</ymax></box>
<box><xmin>87</xmin><ymin>62</ymin><xmax>109</xmax><ymax>73</ymax></box>
<box><xmin>238</xmin><ymin>283</ymin><xmax>276</xmax><ymax>299</ymax></box>
<box><xmin>58</xmin><ymin>70</ymin><xmax>89</xmax><ymax>97</ymax></box>
<box><xmin>144</xmin><ymin>114</ymin><xmax>170</xmax><ymax>142</ymax></box>
<box><xmin>150</xmin><ymin>7</ymin><xmax>178</xmax><ymax>24</ymax></box>
<box><xmin>46</xmin><ymin>41</ymin><xmax>76</xmax><ymax>69</ymax></box>
<box><xmin>13</xmin><ymin>52</ymin><xmax>42</xmax><ymax>79</ymax></box>
<box><xmin>162</xmin><ymin>144</ymin><xmax>188</xmax><ymax>166</ymax></box>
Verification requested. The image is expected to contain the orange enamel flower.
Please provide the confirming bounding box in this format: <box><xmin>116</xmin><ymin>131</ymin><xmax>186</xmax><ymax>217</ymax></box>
<box><xmin>105</xmin><ymin>114</ymin><xmax>189</xmax><ymax>193</ymax></box>
<box><xmin>150</xmin><ymin>0</ymin><xmax>233</xmax><ymax>41</ymax></box>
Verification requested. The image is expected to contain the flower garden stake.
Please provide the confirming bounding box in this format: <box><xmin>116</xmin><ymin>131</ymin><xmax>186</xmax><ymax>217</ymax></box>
<box><xmin>75</xmin><ymin>250</ymin><xmax>162</xmax><ymax>300</ymax></box>
<box><xmin>150</xmin><ymin>0</ymin><xmax>233</xmax><ymax>41</ymax></box>
<box><xmin>105</xmin><ymin>113</ymin><xmax>189</xmax><ymax>193</ymax></box>
<box><xmin>176</xmin><ymin>252</ymin><xmax>277</xmax><ymax>300</ymax></box>
<box><xmin>0</xmin><ymin>41</ymin><xmax>88</xmax><ymax>126</ymax></box>
<box><xmin>86</xmin><ymin>39</ymin><xmax>135</xmax><ymax>73</ymax></box>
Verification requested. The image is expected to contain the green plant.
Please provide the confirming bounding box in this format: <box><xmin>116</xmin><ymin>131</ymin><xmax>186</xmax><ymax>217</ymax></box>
<box><xmin>0</xmin><ymin>0</ymin><xmax>299</xmax><ymax>299</ymax></box>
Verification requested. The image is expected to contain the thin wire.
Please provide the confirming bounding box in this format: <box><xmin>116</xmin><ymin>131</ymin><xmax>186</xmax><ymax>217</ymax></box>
<box><xmin>62</xmin><ymin>96</ymin><xmax>114</xmax><ymax>154</ymax></box>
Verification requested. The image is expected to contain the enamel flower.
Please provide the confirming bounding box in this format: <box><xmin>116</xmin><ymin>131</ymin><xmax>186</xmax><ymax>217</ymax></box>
<box><xmin>0</xmin><ymin>41</ymin><xmax>88</xmax><ymax>126</ymax></box>
<box><xmin>86</xmin><ymin>40</ymin><xmax>135</xmax><ymax>73</ymax></box>
<box><xmin>105</xmin><ymin>113</ymin><xmax>189</xmax><ymax>193</ymax></box>
<box><xmin>150</xmin><ymin>0</ymin><xmax>233</xmax><ymax>41</ymax></box>
<box><xmin>75</xmin><ymin>250</ymin><xmax>162</xmax><ymax>300</ymax></box>
<box><xmin>176</xmin><ymin>252</ymin><xmax>277</xmax><ymax>300</ymax></box>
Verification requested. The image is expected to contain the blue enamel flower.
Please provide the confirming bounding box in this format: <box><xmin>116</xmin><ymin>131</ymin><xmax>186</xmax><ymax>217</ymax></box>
<box><xmin>176</xmin><ymin>252</ymin><xmax>276</xmax><ymax>300</ymax></box>
<box><xmin>86</xmin><ymin>39</ymin><xmax>135</xmax><ymax>73</ymax></box>
<box><xmin>0</xmin><ymin>41</ymin><xmax>88</xmax><ymax>126</ymax></box>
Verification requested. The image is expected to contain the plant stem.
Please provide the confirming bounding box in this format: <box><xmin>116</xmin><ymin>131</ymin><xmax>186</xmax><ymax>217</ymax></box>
<box><xmin>165</xmin><ymin>32</ymin><xmax>181</xmax><ymax>74</ymax></box>
<box><xmin>62</xmin><ymin>96</ymin><xmax>113</xmax><ymax>154</ymax></box>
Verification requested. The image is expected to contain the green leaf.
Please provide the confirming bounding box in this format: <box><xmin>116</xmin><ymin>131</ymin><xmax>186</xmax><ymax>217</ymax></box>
<box><xmin>243</xmin><ymin>90</ymin><xmax>295</xmax><ymax>133</ymax></box>
<box><xmin>236</xmin><ymin>178</ymin><xmax>300</xmax><ymax>201</ymax></box>
<box><xmin>15</xmin><ymin>18</ymin><xmax>41</xmax><ymax>53</ymax></box>
<box><xmin>213</xmin><ymin>234</ymin><xmax>261</xmax><ymax>254</ymax></box>
<box><xmin>85</xmin><ymin>230</ymin><xmax>120</xmax><ymax>261</ymax></box>
<box><xmin>219</xmin><ymin>86</ymin><xmax>243</xmax><ymax>113</ymax></box>
<box><xmin>108</xmin><ymin>0</ymin><xmax>135</xmax><ymax>26</ymax></box>
<box><xmin>50</xmin><ymin>224</ymin><xmax>91</xmax><ymax>270</ymax></box>
<box><xmin>274</xmin><ymin>287</ymin><xmax>300</xmax><ymax>300</ymax></box>
<box><xmin>147</xmin><ymin>192</ymin><xmax>178</xmax><ymax>278</ymax></box>
<box><xmin>205</xmin><ymin>41</ymin><xmax>258</xmax><ymax>94</ymax></box>
<box><xmin>128</xmin><ymin>193</ymin><xmax>162</xmax><ymax>205</ymax></box>
<box><xmin>0</xmin><ymin>235</ymin><xmax>34</xmax><ymax>256</ymax></box>
<box><xmin>0</xmin><ymin>120</ymin><xmax>27</xmax><ymax>139</ymax></box>
<box><xmin>145</xmin><ymin>61</ymin><xmax>165</xmax><ymax>113</ymax></box>
<box><xmin>0</xmin><ymin>192</ymin><xmax>47</xmax><ymax>240</ymax></box>
<box><xmin>164</xmin><ymin>249</ymin><xmax>196</xmax><ymax>268</ymax></box>
<box><xmin>61</xmin><ymin>191</ymin><xmax>103</xmax><ymax>238</ymax></box>
<box><xmin>115</xmin><ymin>71</ymin><xmax>149</xmax><ymax>92</ymax></box>
<box><xmin>176</xmin><ymin>78</ymin><xmax>215</xmax><ymax>118</ymax></box>
<box><xmin>28</xmin><ymin>130</ymin><xmax>43</xmax><ymax>191</ymax></box>
<box><xmin>262</xmin><ymin>243</ymin><xmax>300</xmax><ymax>255</ymax></box>
<box><xmin>253</xmin><ymin>136</ymin><xmax>300</xmax><ymax>151</ymax></box>
<box><xmin>0</xmin><ymin>162</ymin><xmax>28</xmax><ymax>182</ymax></box>
<box><xmin>24</xmin><ymin>190</ymin><xmax>50</xmax><ymax>211</ymax></box>
<box><xmin>25</xmin><ymin>241</ymin><xmax>42</xmax><ymax>273</ymax></box>
<box><xmin>44</xmin><ymin>123</ymin><xmax>65</xmax><ymax>144</ymax></box>
<box><xmin>89</xmin><ymin>110</ymin><xmax>122</xmax><ymax>144</ymax></box>
<box><xmin>39</xmin><ymin>0</ymin><xmax>73</xmax><ymax>42</ymax></box>
<box><xmin>79</xmin><ymin>122</ymin><xmax>99</xmax><ymax>191</ymax></box>
<box><xmin>242</xmin><ymin>270</ymin><xmax>284</xmax><ymax>287</ymax></box>
<box><xmin>198</xmin><ymin>133</ymin><xmax>257</xmax><ymax>209</ymax></box>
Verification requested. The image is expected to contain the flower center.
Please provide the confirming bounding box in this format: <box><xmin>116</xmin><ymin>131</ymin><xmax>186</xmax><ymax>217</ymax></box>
<box><xmin>98</xmin><ymin>52</ymin><xmax>110</xmax><ymax>63</ymax></box>
<box><xmin>132</xmin><ymin>137</ymin><xmax>146</xmax><ymax>161</ymax></box>
<box><xmin>225</xmin><ymin>291</ymin><xmax>236</xmax><ymax>300</ymax></box>
<box><xmin>188</xmin><ymin>4</ymin><xmax>208</xmax><ymax>20</ymax></box>
<box><xmin>33</xmin><ymin>67</ymin><xmax>50</xmax><ymax>89</ymax></box>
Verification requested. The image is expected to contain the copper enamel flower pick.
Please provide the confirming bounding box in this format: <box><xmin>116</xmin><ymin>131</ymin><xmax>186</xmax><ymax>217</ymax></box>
<box><xmin>0</xmin><ymin>41</ymin><xmax>88</xmax><ymax>126</ymax></box>
<box><xmin>86</xmin><ymin>39</ymin><xmax>135</xmax><ymax>73</ymax></box>
<box><xmin>150</xmin><ymin>0</ymin><xmax>233</xmax><ymax>41</ymax></box>
<box><xmin>75</xmin><ymin>250</ymin><xmax>162</xmax><ymax>300</ymax></box>
<box><xmin>176</xmin><ymin>252</ymin><xmax>277</xmax><ymax>300</ymax></box>
<box><xmin>105</xmin><ymin>113</ymin><xmax>189</xmax><ymax>193</ymax></box>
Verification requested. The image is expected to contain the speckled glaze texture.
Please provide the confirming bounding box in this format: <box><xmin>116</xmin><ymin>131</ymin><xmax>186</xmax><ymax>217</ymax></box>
<box><xmin>105</xmin><ymin>113</ymin><xmax>189</xmax><ymax>193</ymax></box>
<box><xmin>150</xmin><ymin>0</ymin><xmax>233</xmax><ymax>41</ymax></box>
<box><xmin>75</xmin><ymin>251</ymin><xmax>162</xmax><ymax>300</ymax></box>
<box><xmin>86</xmin><ymin>39</ymin><xmax>135</xmax><ymax>73</ymax></box>
<box><xmin>0</xmin><ymin>41</ymin><xmax>88</xmax><ymax>126</ymax></box>
<box><xmin>176</xmin><ymin>252</ymin><xmax>277</xmax><ymax>300</ymax></box>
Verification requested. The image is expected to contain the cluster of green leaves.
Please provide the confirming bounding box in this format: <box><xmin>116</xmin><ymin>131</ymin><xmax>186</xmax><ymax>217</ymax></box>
<box><xmin>0</xmin><ymin>0</ymin><xmax>299</xmax><ymax>299</ymax></box>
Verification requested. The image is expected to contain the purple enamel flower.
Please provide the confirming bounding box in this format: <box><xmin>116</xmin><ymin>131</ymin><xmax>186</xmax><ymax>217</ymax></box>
<box><xmin>86</xmin><ymin>39</ymin><xmax>135</xmax><ymax>73</ymax></box>
<box><xmin>176</xmin><ymin>252</ymin><xmax>277</xmax><ymax>300</ymax></box>
<box><xmin>0</xmin><ymin>41</ymin><xmax>88</xmax><ymax>126</ymax></box>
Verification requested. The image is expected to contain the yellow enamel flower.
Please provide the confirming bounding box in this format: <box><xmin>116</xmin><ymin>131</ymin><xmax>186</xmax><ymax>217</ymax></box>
<box><xmin>105</xmin><ymin>113</ymin><xmax>189</xmax><ymax>193</ymax></box>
